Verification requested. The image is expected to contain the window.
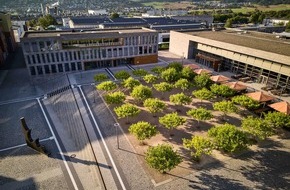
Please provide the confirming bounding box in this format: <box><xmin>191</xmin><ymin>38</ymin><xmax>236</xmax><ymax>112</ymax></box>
<box><xmin>71</xmin><ymin>62</ymin><xmax>76</xmax><ymax>71</ymax></box>
<box><xmin>32</xmin><ymin>42</ymin><xmax>38</xmax><ymax>52</ymax></box>
<box><xmin>31</xmin><ymin>55</ymin><xmax>36</xmax><ymax>64</ymax></box>
<box><xmin>30</xmin><ymin>66</ymin><xmax>36</xmax><ymax>75</ymax></box>
<box><xmin>44</xmin><ymin>65</ymin><xmax>50</xmax><ymax>74</ymax></box>
<box><xmin>39</xmin><ymin>41</ymin><xmax>45</xmax><ymax>51</ymax></box>
<box><xmin>51</xmin><ymin>53</ymin><xmax>55</xmax><ymax>62</ymax></box>
<box><xmin>37</xmin><ymin>66</ymin><xmax>43</xmax><ymax>75</ymax></box>
<box><xmin>24</xmin><ymin>42</ymin><xmax>30</xmax><ymax>53</ymax></box>
<box><xmin>64</xmin><ymin>63</ymin><xmax>70</xmax><ymax>71</ymax></box>
<box><xmin>26</xmin><ymin>55</ymin><xmax>31</xmax><ymax>64</ymax></box>
<box><xmin>42</xmin><ymin>54</ymin><xmax>46</xmax><ymax>63</ymax></box>
<box><xmin>58</xmin><ymin>64</ymin><xmax>63</xmax><ymax>72</ymax></box>
<box><xmin>56</xmin><ymin>53</ymin><xmax>59</xmax><ymax>62</ymax></box>
<box><xmin>51</xmin><ymin>64</ymin><xmax>57</xmax><ymax>73</ymax></box>
<box><xmin>77</xmin><ymin>62</ymin><xmax>82</xmax><ymax>70</ymax></box>
<box><xmin>37</xmin><ymin>54</ymin><xmax>41</xmax><ymax>63</ymax></box>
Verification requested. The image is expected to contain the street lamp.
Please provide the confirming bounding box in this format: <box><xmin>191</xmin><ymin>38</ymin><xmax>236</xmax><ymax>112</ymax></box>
<box><xmin>114</xmin><ymin>123</ymin><xmax>120</xmax><ymax>149</ymax></box>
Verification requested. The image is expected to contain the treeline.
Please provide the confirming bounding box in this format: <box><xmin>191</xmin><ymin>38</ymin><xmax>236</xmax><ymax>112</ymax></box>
<box><xmin>213</xmin><ymin>9</ymin><xmax>290</xmax><ymax>24</ymax></box>
<box><xmin>221</xmin><ymin>0</ymin><xmax>290</xmax><ymax>5</ymax></box>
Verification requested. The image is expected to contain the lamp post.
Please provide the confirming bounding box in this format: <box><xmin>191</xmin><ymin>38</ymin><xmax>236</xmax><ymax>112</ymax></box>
<box><xmin>114</xmin><ymin>123</ymin><xmax>120</xmax><ymax>149</ymax></box>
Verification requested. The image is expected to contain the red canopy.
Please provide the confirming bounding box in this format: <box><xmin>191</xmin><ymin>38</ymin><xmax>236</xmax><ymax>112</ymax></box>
<box><xmin>269</xmin><ymin>101</ymin><xmax>290</xmax><ymax>115</ymax></box>
<box><xmin>224</xmin><ymin>81</ymin><xmax>247</xmax><ymax>91</ymax></box>
<box><xmin>210</xmin><ymin>75</ymin><xmax>230</xmax><ymax>83</ymax></box>
<box><xmin>183</xmin><ymin>64</ymin><xmax>200</xmax><ymax>70</ymax></box>
<box><xmin>194</xmin><ymin>68</ymin><xmax>212</xmax><ymax>75</ymax></box>
<box><xmin>246</xmin><ymin>91</ymin><xmax>274</xmax><ymax>102</ymax></box>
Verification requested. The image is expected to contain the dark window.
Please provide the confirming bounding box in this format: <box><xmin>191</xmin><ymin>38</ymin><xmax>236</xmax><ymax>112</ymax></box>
<box><xmin>44</xmin><ymin>65</ymin><xmax>50</xmax><ymax>74</ymax></box>
<box><xmin>37</xmin><ymin>54</ymin><xmax>41</xmax><ymax>63</ymax></box>
<box><xmin>37</xmin><ymin>66</ymin><xmax>43</xmax><ymax>75</ymax></box>
<box><xmin>58</xmin><ymin>64</ymin><xmax>63</xmax><ymax>72</ymax></box>
<box><xmin>47</xmin><ymin>54</ymin><xmax>50</xmax><ymax>62</ymax></box>
<box><xmin>30</xmin><ymin>66</ymin><xmax>36</xmax><ymax>75</ymax></box>
<box><xmin>77</xmin><ymin>62</ymin><xmax>82</xmax><ymax>70</ymax></box>
<box><xmin>51</xmin><ymin>53</ymin><xmax>55</xmax><ymax>62</ymax></box>
<box><xmin>71</xmin><ymin>62</ymin><xmax>76</xmax><ymax>71</ymax></box>
<box><xmin>65</xmin><ymin>63</ymin><xmax>70</xmax><ymax>71</ymax></box>
<box><xmin>51</xmin><ymin>64</ymin><xmax>57</xmax><ymax>73</ymax></box>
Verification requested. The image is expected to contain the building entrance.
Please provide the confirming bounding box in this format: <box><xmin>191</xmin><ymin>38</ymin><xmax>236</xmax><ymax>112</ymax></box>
<box><xmin>84</xmin><ymin>58</ymin><xmax>133</xmax><ymax>70</ymax></box>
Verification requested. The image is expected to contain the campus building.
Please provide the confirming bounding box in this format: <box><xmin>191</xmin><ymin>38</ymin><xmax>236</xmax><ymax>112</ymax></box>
<box><xmin>21</xmin><ymin>29</ymin><xmax>158</xmax><ymax>76</ymax></box>
<box><xmin>169</xmin><ymin>30</ymin><xmax>290</xmax><ymax>91</ymax></box>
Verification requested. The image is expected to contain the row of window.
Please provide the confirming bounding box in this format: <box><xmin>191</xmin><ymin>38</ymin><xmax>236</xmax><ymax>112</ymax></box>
<box><xmin>26</xmin><ymin>45</ymin><xmax>158</xmax><ymax>65</ymax></box>
<box><xmin>29</xmin><ymin>62</ymin><xmax>82</xmax><ymax>75</ymax></box>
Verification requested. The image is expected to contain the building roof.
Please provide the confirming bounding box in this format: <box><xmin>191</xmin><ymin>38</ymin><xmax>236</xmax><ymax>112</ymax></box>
<box><xmin>185</xmin><ymin>30</ymin><xmax>290</xmax><ymax>56</ymax></box>
<box><xmin>70</xmin><ymin>17</ymin><xmax>111</xmax><ymax>25</ymax></box>
<box><xmin>22</xmin><ymin>29</ymin><xmax>155</xmax><ymax>39</ymax></box>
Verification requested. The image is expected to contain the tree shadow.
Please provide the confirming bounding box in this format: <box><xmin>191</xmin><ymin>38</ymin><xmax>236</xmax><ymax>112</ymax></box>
<box><xmin>184</xmin><ymin>119</ymin><xmax>215</xmax><ymax>132</ymax></box>
<box><xmin>193</xmin><ymin>101</ymin><xmax>213</xmax><ymax>109</ymax></box>
<box><xmin>239</xmin><ymin>149</ymin><xmax>290</xmax><ymax>189</ymax></box>
<box><xmin>214</xmin><ymin>115</ymin><xmax>242</xmax><ymax>126</ymax></box>
<box><xmin>188</xmin><ymin>172</ymin><xmax>248</xmax><ymax>190</ymax></box>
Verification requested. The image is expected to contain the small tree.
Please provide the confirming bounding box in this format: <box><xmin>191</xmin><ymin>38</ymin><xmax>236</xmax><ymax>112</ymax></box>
<box><xmin>132</xmin><ymin>68</ymin><xmax>149</xmax><ymax>77</ymax></box>
<box><xmin>187</xmin><ymin>108</ymin><xmax>213</xmax><ymax>126</ymax></box>
<box><xmin>151</xmin><ymin>66</ymin><xmax>165</xmax><ymax>76</ymax></box>
<box><xmin>264</xmin><ymin>111</ymin><xmax>290</xmax><ymax>129</ymax></box>
<box><xmin>96</xmin><ymin>81</ymin><xmax>117</xmax><ymax>91</ymax></box>
<box><xmin>129</xmin><ymin>121</ymin><xmax>158</xmax><ymax>144</ymax></box>
<box><xmin>159</xmin><ymin>112</ymin><xmax>186</xmax><ymax>133</ymax></box>
<box><xmin>169</xmin><ymin>93</ymin><xmax>191</xmax><ymax>106</ymax></box>
<box><xmin>130</xmin><ymin>85</ymin><xmax>152</xmax><ymax>102</ymax></box>
<box><xmin>192</xmin><ymin>88</ymin><xmax>214</xmax><ymax>102</ymax></box>
<box><xmin>241</xmin><ymin>116</ymin><xmax>273</xmax><ymax>141</ymax></box>
<box><xmin>161</xmin><ymin>68</ymin><xmax>180</xmax><ymax>82</ymax></box>
<box><xmin>181</xmin><ymin>66</ymin><xmax>196</xmax><ymax>81</ymax></box>
<box><xmin>122</xmin><ymin>77</ymin><xmax>140</xmax><ymax>90</ymax></box>
<box><xmin>225</xmin><ymin>18</ymin><xmax>233</xmax><ymax>28</ymax></box>
<box><xmin>210</xmin><ymin>84</ymin><xmax>235</xmax><ymax>97</ymax></box>
<box><xmin>208</xmin><ymin>123</ymin><xmax>249</xmax><ymax>153</ymax></box>
<box><xmin>114</xmin><ymin>103</ymin><xmax>140</xmax><ymax>123</ymax></box>
<box><xmin>144</xmin><ymin>98</ymin><xmax>166</xmax><ymax>115</ymax></box>
<box><xmin>110</xmin><ymin>12</ymin><xmax>120</xmax><ymax>19</ymax></box>
<box><xmin>115</xmin><ymin>70</ymin><xmax>131</xmax><ymax>80</ymax></box>
<box><xmin>183</xmin><ymin>136</ymin><xmax>213</xmax><ymax>161</ymax></box>
<box><xmin>104</xmin><ymin>91</ymin><xmax>126</xmax><ymax>104</ymax></box>
<box><xmin>94</xmin><ymin>73</ymin><xmax>109</xmax><ymax>82</ymax></box>
<box><xmin>194</xmin><ymin>73</ymin><xmax>212</xmax><ymax>88</ymax></box>
<box><xmin>145</xmin><ymin>144</ymin><xmax>182</xmax><ymax>173</ymax></box>
<box><xmin>213</xmin><ymin>101</ymin><xmax>238</xmax><ymax>120</ymax></box>
<box><xmin>167</xmin><ymin>62</ymin><xmax>183</xmax><ymax>72</ymax></box>
<box><xmin>232</xmin><ymin>95</ymin><xmax>260</xmax><ymax>110</ymax></box>
<box><xmin>143</xmin><ymin>74</ymin><xmax>158</xmax><ymax>84</ymax></box>
<box><xmin>153</xmin><ymin>82</ymin><xmax>173</xmax><ymax>95</ymax></box>
<box><xmin>174</xmin><ymin>78</ymin><xmax>192</xmax><ymax>91</ymax></box>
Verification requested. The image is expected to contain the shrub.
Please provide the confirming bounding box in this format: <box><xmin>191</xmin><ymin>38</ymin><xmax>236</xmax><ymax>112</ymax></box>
<box><xmin>94</xmin><ymin>73</ymin><xmax>109</xmax><ymax>82</ymax></box>
<box><xmin>264</xmin><ymin>111</ymin><xmax>290</xmax><ymax>129</ymax></box>
<box><xmin>192</xmin><ymin>88</ymin><xmax>214</xmax><ymax>101</ymax></box>
<box><xmin>115</xmin><ymin>70</ymin><xmax>131</xmax><ymax>80</ymax></box>
<box><xmin>210</xmin><ymin>84</ymin><xmax>236</xmax><ymax>97</ymax></box>
<box><xmin>130</xmin><ymin>85</ymin><xmax>152</xmax><ymax>101</ymax></box>
<box><xmin>96</xmin><ymin>81</ymin><xmax>117</xmax><ymax>91</ymax></box>
<box><xmin>194</xmin><ymin>73</ymin><xmax>212</xmax><ymax>88</ymax></box>
<box><xmin>132</xmin><ymin>68</ymin><xmax>149</xmax><ymax>77</ymax></box>
<box><xmin>167</xmin><ymin>62</ymin><xmax>183</xmax><ymax>72</ymax></box>
<box><xmin>153</xmin><ymin>82</ymin><xmax>173</xmax><ymax>93</ymax></box>
<box><xmin>208</xmin><ymin>123</ymin><xmax>249</xmax><ymax>153</ymax></box>
<box><xmin>174</xmin><ymin>78</ymin><xmax>192</xmax><ymax>91</ymax></box>
<box><xmin>161</xmin><ymin>68</ymin><xmax>180</xmax><ymax>82</ymax></box>
<box><xmin>213</xmin><ymin>101</ymin><xmax>238</xmax><ymax>118</ymax></box>
<box><xmin>122</xmin><ymin>77</ymin><xmax>140</xmax><ymax>90</ymax></box>
<box><xmin>187</xmin><ymin>108</ymin><xmax>213</xmax><ymax>125</ymax></box>
<box><xmin>181</xmin><ymin>66</ymin><xmax>196</xmax><ymax>81</ymax></box>
<box><xmin>159</xmin><ymin>112</ymin><xmax>186</xmax><ymax>130</ymax></box>
<box><xmin>143</xmin><ymin>74</ymin><xmax>158</xmax><ymax>84</ymax></box>
<box><xmin>129</xmin><ymin>121</ymin><xmax>158</xmax><ymax>143</ymax></box>
<box><xmin>114</xmin><ymin>103</ymin><xmax>140</xmax><ymax>122</ymax></box>
<box><xmin>144</xmin><ymin>98</ymin><xmax>166</xmax><ymax>114</ymax></box>
<box><xmin>104</xmin><ymin>91</ymin><xmax>125</xmax><ymax>104</ymax></box>
<box><xmin>145</xmin><ymin>144</ymin><xmax>182</xmax><ymax>173</ymax></box>
<box><xmin>183</xmin><ymin>136</ymin><xmax>213</xmax><ymax>161</ymax></box>
<box><xmin>151</xmin><ymin>66</ymin><xmax>165</xmax><ymax>75</ymax></box>
<box><xmin>232</xmin><ymin>95</ymin><xmax>260</xmax><ymax>110</ymax></box>
<box><xmin>169</xmin><ymin>93</ymin><xmax>192</xmax><ymax>105</ymax></box>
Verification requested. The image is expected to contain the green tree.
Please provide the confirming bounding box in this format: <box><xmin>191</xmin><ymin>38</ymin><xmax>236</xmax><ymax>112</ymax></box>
<box><xmin>208</xmin><ymin>124</ymin><xmax>249</xmax><ymax>153</ymax></box>
<box><xmin>132</xmin><ymin>68</ymin><xmax>149</xmax><ymax>77</ymax></box>
<box><xmin>232</xmin><ymin>95</ymin><xmax>260</xmax><ymax>110</ymax></box>
<box><xmin>159</xmin><ymin>112</ymin><xmax>186</xmax><ymax>131</ymax></box>
<box><xmin>96</xmin><ymin>81</ymin><xmax>117</xmax><ymax>91</ymax></box>
<box><xmin>210</xmin><ymin>84</ymin><xmax>236</xmax><ymax>97</ymax></box>
<box><xmin>192</xmin><ymin>88</ymin><xmax>214</xmax><ymax>102</ymax></box>
<box><xmin>114</xmin><ymin>103</ymin><xmax>140</xmax><ymax>123</ymax></box>
<box><xmin>167</xmin><ymin>62</ymin><xmax>183</xmax><ymax>72</ymax></box>
<box><xmin>264</xmin><ymin>111</ymin><xmax>290</xmax><ymax>129</ymax></box>
<box><xmin>181</xmin><ymin>67</ymin><xmax>196</xmax><ymax>81</ymax></box>
<box><xmin>94</xmin><ymin>73</ymin><xmax>109</xmax><ymax>82</ymax></box>
<box><xmin>213</xmin><ymin>101</ymin><xmax>238</xmax><ymax>119</ymax></box>
<box><xmin>144</xmin><ymin>98</ymin><xmax>166</xmax><ymax>115</ymax></box>
<box><xmin>145</xmin><ymin>144</ymin><xmax>182</xmax><ymax>173</ymax></box>
<box><xmin>143</xmin><ymin>74</ymin><xmax>158</xmax><ymax>84</ymax></box>
<box><xmin>169</xmin><ymin>93</ymin><xmax>192</xmax><ymax>106</ymax></box>
<box><xmin>38</xmin><ymin>15</ymin><xmax>57</xmax><ymax>28</ymax></box>
<box><xmin>110</xmin><ymin>12</ymin><xmax>120</xmax><ymax>19</ymax></box>
<box><xmin>161</xmin><ymin>68</ymin><xmax>180</xmax><ymax>82</ymax></box>
<box><xmin>241</xmin><ymin>116</ymin><xmax>273</xmax><ymax>141</ymax></box>
<box><xmin>129</xmin><ymin>121</ymin><xmax>158</xmax><ymax>144</ymax></box>
<box><xmin>225</xmin><ymin>18</ymin><xmax>233</xmax><ymax>28</ymax></box>
<box><xmin>194</xmin><ymin>73</ymin><xmax>212</xmax><ymax>88</ymax></box>
<box><xmin>115</xmin><ymin>70</ymin><xmax>131</xmax><ymax>80</ymax></box>
<box><xmin>174</xmin><ymin>79</ymin><xmax>191</xmax><ymax>91</ymax></box>
<box><xmin>153</xmin><ymin>82</ymin><xmax>173</xmax><ymax>95</ymax></box>
<box><xmin>122</xmin><ymin>77</ymin><xmax>140</xmax><ymax>90</ymax></box>
<box><xmin>285</xmin><ymin>20</ymin><xmax>290</xmax><ymax>32</ymax></box>
<box><xmin>151</xmin><ymin>66</ymin><xmax>165</xmax><ymax>76</ymax></box>
<box><xmin>187</xmin><ymin>108</ymin><xmax>213</xmax><ymax>125</ymax></box>
<box><xmin>183</xmin><ymin>136</ymin><xmax>213</xmax><ymax>161</ymax></box>
<box><xmin>27</xmin><ymin>19</ymin><xmax>37</xmax><ymax>27</ymax></box>
<box><xmin>104</xmin><ymin>91</ymin><xmax>126</xmax><ymax>104</ymax></box>
<box><xmin>130</xmin><ymin>85</ymin><xmax>152</xmax><ymax>102</ymax></box>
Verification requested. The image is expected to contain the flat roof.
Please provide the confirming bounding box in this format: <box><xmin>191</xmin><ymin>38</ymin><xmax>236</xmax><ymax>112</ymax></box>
<box><xmin>185</xmin><ymin>30</ymin><xmax>290</xmax><ymax>56</ymax></box>
<box><xmin>23</xmin><ymin>29</ymin><xmax>155</xmax><ymax>38</ymax></box>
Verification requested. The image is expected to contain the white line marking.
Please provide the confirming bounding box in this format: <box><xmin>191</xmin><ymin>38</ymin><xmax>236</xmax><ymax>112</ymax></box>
<box><xmin>0</xmin><ymin>96</ymin><xmax>40</xmax><ymax>106</ymax></box>
<box><xmin>78</xmin><ymin>86</ymin><xmax>127</xmax><ymax>190</ymax></box>
<box><xmin>0</xmin><ymin>137</ymin><xmax>54</xmax><ymax>152</ymax></box>
<box><xmin>158</xmin><ymin>58</ymin><xmax>170</xmax><ymax>65</ymax></box>
<box><xmin>37</xmin><ymin>98</ymin><xmax>79</xmax><ymax>190</ymax></box>
<box><xmin>105</xmin><ymin>68</ymin><xmax>117</xmax><ymax>81</ymax></box>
